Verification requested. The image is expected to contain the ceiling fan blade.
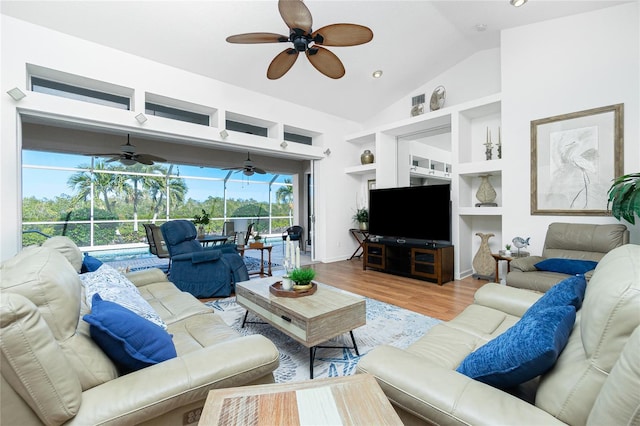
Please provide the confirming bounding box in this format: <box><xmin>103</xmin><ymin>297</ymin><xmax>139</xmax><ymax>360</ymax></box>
<box><xmin>105</xmin><ymin>157</ymin><xmax>120</xmax><ymax>163</ymax></box>
<box><xmin>226</xmin><ymin>32</ymin><xmax>289</xmax><ymax>44</ymax></box>
<box><xmin>134</xmin><ymin>156</ymin><xmax>155</xmax><ymax>165</ymax></box>
<box><xmin>312</xmin><ymin>24</ymin><xmax>373</xmax><ymax>47</ymax></box>
<box><xmin>267</xmin><ymin>48</ymin><xmax>299</xmax><ymax>80</ymax></box>
<box><xmin>254</xmin><ymin>167</ymin><xmax>267</xmax><ymax>174</ymax></box>
<box><xmin>138</xmin><ymin>153</ymin><xmax>167</xmax><ymax>163</ymax></box>
<box><xmin>306</xmin><ymin>46</ymin><xmax>345</xmax><ymax>79</ymax></box>
<box><xmin>278</xmin><ymin>0</ymin><xmax>312</xmax><ymax>34</ymax></box>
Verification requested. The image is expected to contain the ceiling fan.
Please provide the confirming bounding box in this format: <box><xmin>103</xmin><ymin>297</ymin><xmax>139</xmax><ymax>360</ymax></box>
<box><xmin>226</xmin><ymin>0</ymin><xmax>373</xmax><ymax>80</ymax></box>
<box><xmin>222</xmin><ymin>152</ymin><xmax>266</xmax><ymax>176</ymax></box>
<box><xmin>92</xmin><ymin>134</ymin><xmax>167</xmax><ymax>166</ymax></box>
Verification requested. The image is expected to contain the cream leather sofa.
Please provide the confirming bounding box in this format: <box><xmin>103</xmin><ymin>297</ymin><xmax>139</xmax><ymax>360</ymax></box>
<box><xmin>357</xmin><ymin>243</ymin><xmax>639</xmax><ymax>425</ymax></box>
<box><xmin>1</xmin><ymin>237</ymin><xmax>279</xmax><ymax>425</ymax></box>
<box><xmin>506</xmin><ymin>222</ymin><xmax>629</xmax><ymax>293</ymax></box>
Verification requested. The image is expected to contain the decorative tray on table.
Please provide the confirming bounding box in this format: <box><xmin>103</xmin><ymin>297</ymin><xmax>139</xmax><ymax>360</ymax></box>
<box><xmin>269</xmin><ymin>281</ymin><xmax>318</xmax><ymax>298</ymax></box>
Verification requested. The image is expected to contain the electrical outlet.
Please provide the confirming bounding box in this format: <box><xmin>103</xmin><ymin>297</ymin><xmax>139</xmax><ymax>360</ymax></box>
<box><xmin>183</xmin><ymin>407</ymin><xmax>202</xmax><ymax>425</ymax></box>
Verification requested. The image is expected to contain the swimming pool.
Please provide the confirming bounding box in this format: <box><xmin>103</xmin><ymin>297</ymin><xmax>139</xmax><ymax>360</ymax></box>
<box><xmin>87</xmin><ymin>236</ymin><xmax>283</xmax><ymax>262</ymax></box>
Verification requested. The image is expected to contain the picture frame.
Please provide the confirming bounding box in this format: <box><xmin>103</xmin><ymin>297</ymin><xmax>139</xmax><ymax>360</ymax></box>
<box><xmin>531</xmin><ymin>103</ymin><xmax>623</xmax><ymax>216</ymax></box>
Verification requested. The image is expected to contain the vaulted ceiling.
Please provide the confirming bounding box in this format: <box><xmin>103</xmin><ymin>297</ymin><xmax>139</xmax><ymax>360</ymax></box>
<box><xmin>2</xmin><ymin>1</ymin><xmax>629</xmax><ymax>122</ymax></box>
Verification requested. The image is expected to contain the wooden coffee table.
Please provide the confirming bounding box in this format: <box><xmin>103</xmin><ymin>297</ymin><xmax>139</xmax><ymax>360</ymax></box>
<box><xmin>235</xmin><ymin>276</ymin><xmax>366</xmax><ymax>379</ymax></box>
<box><xmin>199</xmin><ymin>374</ymin><xmax>402</xmax><ymax>425</ymax></box>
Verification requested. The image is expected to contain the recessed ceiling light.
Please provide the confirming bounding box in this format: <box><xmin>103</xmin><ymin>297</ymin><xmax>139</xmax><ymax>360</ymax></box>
<box><xmin>510</xmin><ymin>0</ymin><xmax>527</xmax><ymax>7</ymax></box>
<box><xmin>372</xmin><ymin>70</ymin><xmax>383</xmax><ymax>78</ymax></box>
<box><xmin>475</xmin><ymin>24</ymin><xmax>487</xmax><ymax>32</ymax></box>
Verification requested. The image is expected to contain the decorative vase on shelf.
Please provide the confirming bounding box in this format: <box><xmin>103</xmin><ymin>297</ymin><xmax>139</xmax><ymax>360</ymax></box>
<box><xmin>475</xmin><ymin>174</ymin><xmax>497</xmax><ymax>207</ymax></box>
<box><xmin>472</xmin><ymin>232</ymin><xmax>495</xmax><ymax>278</ymax></box>
<box><xmin>197</xmin><ymin>225</ymin><xmax>205</xmax><ymax>239</ymax></box>
<box><xmin>360</xmin><ymin>150</ymin><xmax>374</xmax><ymax>165</ymax></box>
<box><xmin>359</xmin><ymin>222</ymin><xmax>368</xmax><ymax>231</ymax></box>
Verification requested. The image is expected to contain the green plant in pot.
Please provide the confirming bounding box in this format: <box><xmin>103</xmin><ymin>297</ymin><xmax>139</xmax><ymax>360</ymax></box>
<box><xmin>353</xmin><ymin>208</ymin><xmax>369</xmax><ymax>231</ymax></box>
<box><xmin>607</xmin><ymin>172</ymin><xmax>640</xmax><ymax>225</ymax></box>
<box><xmin>192</xmin><ymin>209</ymin><xmax>210</xmax><ymax>237</ymax></box>
<box><xmin>289</xmin><ymin>267</ymin><xmax>316</xmax><ymax>290</ymax></box>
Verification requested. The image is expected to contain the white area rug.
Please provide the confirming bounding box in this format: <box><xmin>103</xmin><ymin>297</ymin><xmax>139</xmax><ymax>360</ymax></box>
<box><xmin>205</xmin><ymin>294</ymin><xmax>441</xmax><ymax>383</ymax></box>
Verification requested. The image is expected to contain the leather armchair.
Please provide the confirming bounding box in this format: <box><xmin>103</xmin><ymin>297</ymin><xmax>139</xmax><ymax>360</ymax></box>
<box><xmin>506</xmin><ymin>222</ymin><xmax>629</xmax><ymax>293</ymax></box>
<box><xmin>161</xmin><ymin>220</ymin><xmax>249</xmax><ymax>297</ymax></box>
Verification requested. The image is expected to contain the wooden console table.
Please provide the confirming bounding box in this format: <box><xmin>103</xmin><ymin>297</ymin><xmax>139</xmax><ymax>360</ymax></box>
<box><xmin>348</xmin><ymin>228</ymin><xmax>369</xmax><ymax>260</ymax></box>
<box><xmin>199</xmin><ymin>374</ymin><xmax>402</xmax><ymax>425</ymax></box>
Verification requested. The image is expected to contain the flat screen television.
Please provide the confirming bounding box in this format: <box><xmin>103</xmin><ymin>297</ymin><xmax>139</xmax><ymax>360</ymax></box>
<box><xmin>368</xmin><ymin>184</ymin><xmax>451</xmax><ymax>243</ymax></box>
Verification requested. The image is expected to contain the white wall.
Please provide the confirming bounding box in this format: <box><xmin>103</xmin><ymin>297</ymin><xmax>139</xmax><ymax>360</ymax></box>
<box><xmin>0</xmin><ymin>15</ymin><xmax>363</xmax><ymax>262</ymax></box>
<box><xmin>501</xmin><ymin>2</ymin><xmax>639</xmax><ymax>251</ymax></box>
<box><xmin>365</xmin><ymin>48</ymin><xmax>501</xmax><ymax>127</ymax></box>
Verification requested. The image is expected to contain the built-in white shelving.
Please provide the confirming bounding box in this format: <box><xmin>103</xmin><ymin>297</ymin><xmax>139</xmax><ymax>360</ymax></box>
<box><xmin>345</xmin><ymin>93</ymin><xmax>503</xmax><ymax>279</ymax></box>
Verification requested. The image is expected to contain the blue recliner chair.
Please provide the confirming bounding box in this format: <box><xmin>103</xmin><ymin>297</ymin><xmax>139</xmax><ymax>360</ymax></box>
<box><xmin>160</xmin><ymin>220</ymin><xmax>249</xmax><ymax>298</ymax></box>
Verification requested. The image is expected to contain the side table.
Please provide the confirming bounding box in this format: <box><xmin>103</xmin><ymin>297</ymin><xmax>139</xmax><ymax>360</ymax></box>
<box><xmin>491</xmin><ymin>251</ymin><xmax>530</xmax><ymax>283</ymax></box>
<box><xmin>348</xmin><ymin>228</ymin><xmax>369</xmax><ymax>260</ymax></box>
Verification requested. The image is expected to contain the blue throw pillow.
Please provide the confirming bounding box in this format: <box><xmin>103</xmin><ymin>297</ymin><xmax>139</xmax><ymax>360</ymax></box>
<box><xmin>456</xmin><ymin>305</ymin><xmax>576</xmax><ymax>388</ymax></box>
<box><xmin>534</xmin><ymin>258</ymin><xmax>598</xmax><ymax>275</ymax></box>
<box><xmin>81</xmin><ymin>254</ymin><xmax>103</xmax><ymax>273</ymax></box>
<box><xmin>525</xmin><ymin>274</ymin><xmax>587</xmax><ymax>316</ymax></box>
<box><xmin>83</xmin><ymin>293</ymin><xmax>176</xmax><ymax>374</ymax></box>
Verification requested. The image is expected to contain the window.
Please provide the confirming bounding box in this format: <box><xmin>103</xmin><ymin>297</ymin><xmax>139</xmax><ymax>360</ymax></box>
<box><xmin>284</xmin><ymin>132</ymin><xmax>313</xmax><ymax>145</ymax></box>
<box><xmin>225</xmin><ymin>120</ymin><xmax>268</xmax><ymax>137</ymax></box>
<box><xmin>22</xmin><ymin>150</ymin><xmax>294</xmax><ymax>249</ymax></box>
<box><xmin>31</xmin><ymin>77</ymin><xmax>130</xmax><ymax>110</ymax></box>
<box><xmin>145</xmin><ymin>103</ymin><xmax>210</xmax><ymax>126</ymax></box>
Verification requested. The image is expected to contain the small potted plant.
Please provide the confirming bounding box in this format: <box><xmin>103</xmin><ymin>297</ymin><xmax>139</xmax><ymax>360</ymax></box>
<box><xmin>289</xmin><ymin>267</ymin><xmax>316</xmax><ymax>291</ymax></box>
<box><xmin>504</xmin><ymin>244</ymin><xmax>512</xmax><ymax>257</ymax></box>
<box><xmin>353</xmin><ymin>208</ymin><xmax>369</xmax><ymax>231</ymax></box>
<box><xmin>193</xmin><ymin>209</ymin><xmax>210</xmax><ymax>238</ymax></box>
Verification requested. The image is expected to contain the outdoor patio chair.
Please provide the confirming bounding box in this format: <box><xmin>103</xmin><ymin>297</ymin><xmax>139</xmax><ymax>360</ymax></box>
<box><xmin>282</xmin><ymin>225</ymin><xmax>304</xmax><ymax>252</ymax></box>
<box><xmin>143</xmin><ymin>223</ymin><xmax>169</xmax><ymax>259</ymax></box>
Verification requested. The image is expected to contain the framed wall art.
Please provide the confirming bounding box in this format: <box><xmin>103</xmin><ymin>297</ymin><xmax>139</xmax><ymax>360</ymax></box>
<box><xmin>531</xmin><ymin>103</ymin><xmax>623</xmax><ymax>216</ymax></box>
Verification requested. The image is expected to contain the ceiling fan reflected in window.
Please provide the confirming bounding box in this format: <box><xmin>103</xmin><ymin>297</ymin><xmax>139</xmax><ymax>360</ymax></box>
<box><xmin>90</xmin><ymin>134</ymin><xmax>167</xmax><ymax>166</ymax></box>
<box><xmin>222</xmin><ymin>152</ymin><xmax>267</xmax><ymax>176</ymax></box>
<box><xmin>226</xmin><ymin>0</ymin><xmax>373</xmax><ymax>80</ymax></box>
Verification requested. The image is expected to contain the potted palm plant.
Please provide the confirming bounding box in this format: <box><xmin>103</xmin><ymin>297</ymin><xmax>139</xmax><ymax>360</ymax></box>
<box><xmin>353</xmin><ymin>208</ymin><xmax>369</xmax><ymax>231</ymax></box>
<box><xmin>607</xmin><ymin>172</ymin><xmax>640</xmax><ymax>225</ymax></box>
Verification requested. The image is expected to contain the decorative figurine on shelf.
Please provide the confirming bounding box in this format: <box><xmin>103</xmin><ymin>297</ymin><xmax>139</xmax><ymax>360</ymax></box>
<box><xmin>497</xmin><ymin>126</ymin><xmax>502</xmax><ymax>159</ymax></box>
<box><xmin>484</xmin><ymin>127</ymin><xmax>493</xmax><ymax>160</ymax></box>
<box><xmin>472</xmin><ymin>232</ymin><xmax>495</xmax><ymax>279</ymax></box>
<box><xmin>512</xmin><ymin>236</ymin><xmax>531</xmax><ymax>256</ymax></box>
<box><xmin>475</xmin><ymin>174</ymin><xmax>497</xmax><ymax>207</ymax></box>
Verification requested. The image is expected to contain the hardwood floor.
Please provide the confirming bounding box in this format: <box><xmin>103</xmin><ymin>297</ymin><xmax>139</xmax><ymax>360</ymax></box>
<box><xmin>306</xmin><ymin>259</ymin><xmax>488</xmax><ymax>321</ymax></box>
<box><xmin>204</xmin><ymin>258</ymin><xmax>489</xmax><ymax>321</ymax></box>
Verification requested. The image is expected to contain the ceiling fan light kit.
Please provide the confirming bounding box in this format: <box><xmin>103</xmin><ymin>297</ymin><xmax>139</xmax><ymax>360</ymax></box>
<box><xmin>226</xmin><ymin>0</ymin><xmax>373</xmax><ymax>80</ymax></box>
<box><xmin>510</xmin><ymin>0</ymin><xmax>528</xmax><ymax>7</ymax></box>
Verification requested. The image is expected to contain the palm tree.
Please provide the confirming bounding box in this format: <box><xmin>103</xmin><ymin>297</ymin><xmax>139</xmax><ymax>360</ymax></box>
<box><xmin>123</xmin><ymin>163</ymin><xmax>166</xmax><ymax>232</ymax></box>
<box><xmin>67</xmin><ymin>160</ymin><xmax>127</xmax><ymax>213</ymax></box>
<box><xmin>276</xmin><ymin>178</ymin><xmax>294</xmax><ymax>226</ymax></box>
<box><xmin>148</xmin><ymin>164</ymin><xmax>188</xmax><ymax>222</ymax></box>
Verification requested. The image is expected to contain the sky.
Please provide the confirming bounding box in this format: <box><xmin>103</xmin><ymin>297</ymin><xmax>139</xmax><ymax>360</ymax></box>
<box><xmin>22</xmin><ymin>150</ymin><xmax>291</xmax><ymax>203</ymax></box>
